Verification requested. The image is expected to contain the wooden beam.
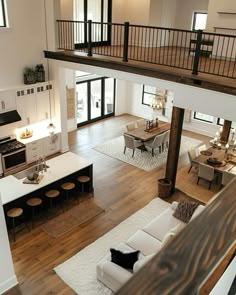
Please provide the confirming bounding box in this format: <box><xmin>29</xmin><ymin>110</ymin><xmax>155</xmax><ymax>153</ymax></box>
<box><xmin>116</xmin><ymin>179</ymin><xmax>236</xmax><ymax>295</ymax></box>
<box><xmin>165</xmin><ymin>107</ymin><xmax>185</xmax><ymax>192</ymax></box>
<box><xmin>220</xmin><ymin>120</ymin><xmax>232</xmax><ymax>143</ymax></box>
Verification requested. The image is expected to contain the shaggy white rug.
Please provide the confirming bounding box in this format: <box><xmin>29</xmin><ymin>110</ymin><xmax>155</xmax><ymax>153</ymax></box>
<box><xmin>93</xmin><ymin>135</ymin><xmax>203</xmax><ymax>171</ymax></box>
<box><xmin>54</xmin><ymin>198</ymin><xmax>170</xmax><ymax>295</ymax></box>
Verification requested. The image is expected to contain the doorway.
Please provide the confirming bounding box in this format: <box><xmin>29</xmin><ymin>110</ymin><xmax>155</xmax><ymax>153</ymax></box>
<box><xmin>76</xmin><ymin>77</ymin><xmax>116</xmax><ymax>126</ymax></box>
<box><xmin>74</xmin><ymin>0</ymin><xmax>112</xmax><ymax>47</ymax></box>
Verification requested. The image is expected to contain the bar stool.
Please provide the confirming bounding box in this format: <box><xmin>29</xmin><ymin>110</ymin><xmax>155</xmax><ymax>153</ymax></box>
<box><xmin>45</xmin><ymin>189</ymin><xmax>63</xmax><ymax>212</ymax></box>
<box><xmin>7</xmin><ymin>207</ymin><xmax>29</xmax><ymax>242</ymax></box>
<box><xmin>77</xmin><ymin>175</ymin><xmax>90</xmax><ymax>193</ymax></box>
<box><xmin>61</xmin><ymin>182</ymin><xmax>75</xmax><ymax>201</ymax></box>
<box><xmin>26</xmin><ymin>197</ymin><xmax>42</xmax><ymax>228</ymax></box>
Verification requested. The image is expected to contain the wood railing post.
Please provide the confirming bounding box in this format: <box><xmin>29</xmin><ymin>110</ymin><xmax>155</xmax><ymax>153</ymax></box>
<box><xmin>192</xmin><ymin>29</ymin><xmax>203</xmax><ymax>75</ymax></box>
<box><xmin>123</xmin><ymin>22</ymin><xmax>130</xmax><ymax>62</ymax></box>
<box><xmin>87</xmin><ymin>20</ymin><xmax>93</xmax><ymax>57</ymax></box>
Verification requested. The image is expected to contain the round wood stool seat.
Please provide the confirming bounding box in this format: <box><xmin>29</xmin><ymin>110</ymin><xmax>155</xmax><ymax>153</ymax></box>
<box><xmin>26</xmin><ymin>198</ymin><xmax>42</xmax><ymax>229</ymax></box>
<box><xmin>45</xmin><ymin>189</ymin><xmax>60</xmax><ymax>199</ymax></box>
<box><xmin>7</xmin><ymin>207</ymin><xmax>29</xmax><ymax>242</ymax></box>
<box><xmin>26</xmin><ymin>198</ymin><xmax>42</xmax><ymax>207</ymax></box>
<box><xmin>61</xmin><ymin>182</ymin><xmax>75</xmax><ymax>191</ymax></box>
<box><xmin>77</xmin><ymin>176</ymin><xmax>90</xmax><ymax>193</ymax></box>
<box><xmin>7</xmin><ymin>208</ymin><xmax>23</xmax><ymax>218</ymax></box>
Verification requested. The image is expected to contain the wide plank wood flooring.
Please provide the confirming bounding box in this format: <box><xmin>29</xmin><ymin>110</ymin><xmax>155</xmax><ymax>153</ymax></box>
<box><xmin>4</xmin><ymin>114</ymin><xmax>223</xmax><ymax>295</ymax></box>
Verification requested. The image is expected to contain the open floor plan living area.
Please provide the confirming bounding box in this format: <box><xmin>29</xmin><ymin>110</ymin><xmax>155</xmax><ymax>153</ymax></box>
<box><xmin>0</xmin><ymin>0</ymin><xmax>235</xmax><ymax>294</ymax></box>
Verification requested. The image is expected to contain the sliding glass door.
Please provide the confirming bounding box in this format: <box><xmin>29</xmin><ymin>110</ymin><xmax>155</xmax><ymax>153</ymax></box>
<box><xmin>76</xmin><ymin>77</ymin><xmax>115</xmax><ymax>126</ymax></box>
<box><xmin>74</xmin><ymin>0</ymin><xmax>112</xmax><ymax>47</ymax></box>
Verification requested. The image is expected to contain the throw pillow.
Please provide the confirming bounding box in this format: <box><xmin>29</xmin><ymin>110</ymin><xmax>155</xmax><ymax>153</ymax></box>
<box><xmin>173</xmin><ymin>200</ymin><xmax>199</xmax><ymax>223</ymax></box>
<box><xmin>133</xmin><ymin>253</ymin><xmax>156</xmax><ymax>273</ymax></box>
<box><xmin>110</xmin><ymin>248</ymin><xmax>140</xmax><ymax>269</ymax></box>
<box><xmin>161</xmin><ymin>224</ymin><xmax>182</xmax><ymax>247</ymax></box>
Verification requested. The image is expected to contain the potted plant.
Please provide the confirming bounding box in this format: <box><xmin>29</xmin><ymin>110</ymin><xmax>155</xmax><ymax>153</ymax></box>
<box><xmin>23</xmin><ymin>67</ymin><xmax>36</xmax><ymax>84</ymax></box>
<box><xmin>35</xmin><ymin>64</ymin><xmax>45</xmax><ymax>82</ymax></box>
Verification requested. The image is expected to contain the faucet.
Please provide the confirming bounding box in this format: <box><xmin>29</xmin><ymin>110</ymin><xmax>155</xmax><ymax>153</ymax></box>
<box><xmin>37</xmin><ymin>156</ymin><xmax>47</xmax><ymax>173</ymax></box>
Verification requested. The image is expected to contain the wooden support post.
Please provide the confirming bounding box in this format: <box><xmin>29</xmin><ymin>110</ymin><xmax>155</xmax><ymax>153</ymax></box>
<box><xmin>165</xmin><ymin>106</ymin><xmax>185</xmax><ymax>193</ymax></box>
<box><xmin>220</xmin><ymin>120</ymin><xmax>231</xmax><ymax>143</ymax></box>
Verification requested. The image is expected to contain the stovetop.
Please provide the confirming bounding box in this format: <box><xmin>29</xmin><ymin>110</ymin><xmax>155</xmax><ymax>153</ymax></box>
<box><xmin>0</xmin><ymin>137</ymin><xmax>26</xmax><ymax>155</ymax></box>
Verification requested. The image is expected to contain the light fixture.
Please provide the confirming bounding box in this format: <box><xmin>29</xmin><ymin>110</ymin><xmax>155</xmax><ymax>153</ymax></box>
<box><xmin>150</xmin><ymin>95</ymin><xmax>166</xmax><ymax>110</ymax></box>
<box><xmin>44</xmin><ymin>0</ymin><xmax>56</xmax><ymax>136</ymax></box>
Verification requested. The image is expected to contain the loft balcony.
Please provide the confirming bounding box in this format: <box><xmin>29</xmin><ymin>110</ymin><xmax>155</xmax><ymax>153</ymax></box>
<box><xmin>45</xmin><ymin>20</ymin><xmax>236</xmax><ymax>95</ymax></box>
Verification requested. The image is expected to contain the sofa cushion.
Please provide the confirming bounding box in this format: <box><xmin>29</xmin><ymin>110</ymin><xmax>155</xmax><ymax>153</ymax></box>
<box><xmin>126</xmin><ymin>230</ymin><xmax>162</xmax><ymax>256</ymax></box>
<box><xmin>110</xmin><ymin>248</ymin><xmax>140</xmax><ymax>269</ymax></box>
<box><xmin>173</xmin><ymin>200</ymin><xmax>199</xmax><ymax>223</ymax></box>
<box><xmin>133</xmin><ymin>253</ymin><xmax>156</xmax><ymax>273</ymax></box>
<box><xmin>143</xmin><ymin>208</ymin><xmax>185</xmax><ymax>241</ymax></box>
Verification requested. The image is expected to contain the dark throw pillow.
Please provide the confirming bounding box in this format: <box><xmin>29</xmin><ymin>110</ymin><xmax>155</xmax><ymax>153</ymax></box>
<box><xmin>110</xmin><ymin>248</ymin><xmax>140</xmax><ymax>269</ymax></box>
<box><xmin>173</xmin><ymin>200</ymin><xmax>199</xmax><ymax>223</ymax></box>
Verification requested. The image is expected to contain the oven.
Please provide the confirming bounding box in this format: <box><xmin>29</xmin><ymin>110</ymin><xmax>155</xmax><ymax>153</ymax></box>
<box><xmin>2</xmin><ymin>148</ymin><xmax>27</xmax><ymax>175</ymax></box>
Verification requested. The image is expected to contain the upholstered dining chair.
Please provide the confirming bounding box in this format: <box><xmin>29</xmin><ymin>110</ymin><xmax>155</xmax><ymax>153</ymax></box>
<box><xmin>187</xmin><ymin>149</ymin><xmax>199</xmax><ymax>173</ymax></box>
<box><xmin>221</xmin><ymin>171</ymin><xmax>235</xmax><ymax>189</ymax></box>
<box><xmin>196</xmin><ymin>144</ymin><xmax>207</xmax><ymax>156</ymax></box>
<box><xmin>136</xmin><ymin>119</ymin><xmax>146</xmax><ymax>128</ymax></box>
<box><xmin>197</xmin><ymin>163</ymin><xmax>215</xmax><ymax>190</ymax></box>
<box><xmin>144</xmin><ymin>133</ymin><xmax>165</xmax><ymax>157</ymax></box>
<box><xmin>123</xmin><ymin>134</ymin><xmax>143</xmax><ymax>158</ymax></box>
<box><xmin>162</xmin><ymin>130</ymin><xmax>170</xmax><ymax>152</ymax></box>
<box><xmin>126</xmin><ymin>122</ymin><xmax>138</xmax><ymax>131</ymax></box>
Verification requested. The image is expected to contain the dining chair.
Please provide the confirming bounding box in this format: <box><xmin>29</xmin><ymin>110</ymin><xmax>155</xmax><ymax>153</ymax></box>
<box><xmin>162</xmin><ymin>130</ymin><xmax>170</xmax><ymax>152</ymax></box>
<box><xmin>126</xmin><ymin>122</ymin><xmax>138</xmax><ymax>131</ymax></box>
<box><xmin>136</xmin><ymin>119</ymin><xmax>146</xmax><ymax>128</ymax></box>
<box><xmin>123</xmin><ymin>134</ymin><xmax>143</xmax><ymax>158</ymax></box>
<box><xmin>196</xmin><ymin>144</ymin><xmax>207</xmax><ymax>156</ymax></box>
<box><xmin>187</xmin><ymin>149</ymin><xmax>199</xmax><ymax>173</ymax></box>
<box><xmin>221</xmin><ymin>171</ymin><xmax>235</xmax><ymax>189</ymax></box>
<box><xmin>197</xmin><ymin>163</ymin><xmax>215</xmax><ymax>190</ymax></box>
<box><xmin>144</xmin><ymin>133</ymin><xmax>165</xmax><ymax>157</ymax></box>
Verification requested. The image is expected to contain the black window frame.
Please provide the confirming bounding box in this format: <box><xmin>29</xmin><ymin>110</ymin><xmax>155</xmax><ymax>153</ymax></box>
<box><xmin>0</xmin><ymin>0</ymin><xmax>6</xmax><ymax>27</ymax></box>
<box><xmin>192</xmin><ymin>12</ymin><xmax>207</xmax><ymax>31</ymax></box>
<box><xmin>142</xmin><ymin>85</ymin><xmax>157</xmax><ymax>106</ymax></box>
<box><xmin>193</xmin><ymin>111</ymin><xmax>214</xmax><ymax>123</ymax></box>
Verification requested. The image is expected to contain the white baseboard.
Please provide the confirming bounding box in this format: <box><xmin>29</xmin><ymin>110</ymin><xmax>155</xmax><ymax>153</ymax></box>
<box><xmin>60</xmin><ymin>145</ymin><xmax>69</xmax><ymax>153</ymax></box>
<box><xmin>0</xmin><ymin>275</ymin><xmax>18</xmax><ymax>295</ymax></box>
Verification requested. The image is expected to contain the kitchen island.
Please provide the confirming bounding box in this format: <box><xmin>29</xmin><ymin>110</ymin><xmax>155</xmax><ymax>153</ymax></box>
<box><xmin>0</xmin><ymin>152</ymin><xmax>93</xmax><ymax>205</ymax></box>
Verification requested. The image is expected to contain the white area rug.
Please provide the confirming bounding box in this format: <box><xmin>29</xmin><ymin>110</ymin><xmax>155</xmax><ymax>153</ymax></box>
<box><xmin>93</xmin><ymin>135</ymin><xmax>202</xmax><ymax>171</ymax></box>
<box><xmin>54</xmin><ymin>198</ymin><xmax>170</xmax><ymax>295</ymax></box>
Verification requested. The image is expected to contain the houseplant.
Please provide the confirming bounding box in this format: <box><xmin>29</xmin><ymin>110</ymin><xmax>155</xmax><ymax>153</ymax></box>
<box><xmin>23</xmin><ymin>67</ymin><xmax>36</xmax><ymax>84</ymax></box>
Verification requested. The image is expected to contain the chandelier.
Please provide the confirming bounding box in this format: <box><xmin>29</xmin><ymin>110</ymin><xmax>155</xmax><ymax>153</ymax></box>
<box><xmin>150</xmin><ymin>95</ymin><xmax>166</xmax><ymax>110</ymax></box>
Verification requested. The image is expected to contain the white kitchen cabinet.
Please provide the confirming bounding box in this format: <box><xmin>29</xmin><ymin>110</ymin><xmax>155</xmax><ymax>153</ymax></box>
<box><xmin>43</xmin><ymin>133</ymin><xmax>61</xmax><ymax>157</ymax></box>
<box><xmin>16</xmin><ymin>93</ymin><xmax>37</xmax><ymax>127</ymax></box>
<box><xmin>0</xmin><ymin>90</ymin><xmax>16</xmax><ymax>113</ymax></box>
<box><xmin>36</xmin><ymin>82</ymin><xmax>54</xmax><ymax>122</ymax></box>
<box><xmin>26</xmin><ymin>139</ymin><xmax>44</xmax><ymax>163</ymax></box>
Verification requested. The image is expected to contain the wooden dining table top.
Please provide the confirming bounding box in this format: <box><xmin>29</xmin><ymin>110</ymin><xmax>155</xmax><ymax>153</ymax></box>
<box><xmin>124</xmin><ymin>121</ymin><xmax>171</xmax><ymax>141</ymax></box>
<box><xmin>194</xmin><ymin>146</ymin><xmax>236</xmax><ymax>175</ymax></box>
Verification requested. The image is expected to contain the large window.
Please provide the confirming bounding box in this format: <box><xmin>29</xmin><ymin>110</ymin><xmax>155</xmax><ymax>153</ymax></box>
<box><xmin>194</xmin><ymin>112</ymin><xmax>214</xmax><ymax>123</ymax></box>
<box><xmin>192</xmin><ymin>12</ymin><xmax>207</xmax><ymax>31</ymax></box>
<box><xmin>142</xmin><ymin>85</ymin><xmax>157</xmax><ymax>106</ymax></box>
<box><xmin>0</xmin><ymin>0</ymin><xmax>6</xmax><ymax>27</ymax></box>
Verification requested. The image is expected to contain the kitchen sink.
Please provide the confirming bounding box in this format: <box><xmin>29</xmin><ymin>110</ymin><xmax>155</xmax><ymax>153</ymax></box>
<box><xmin>13</xmin><ymin>164</ymin><xmax>50</xmax><ymax>180</ymax></box>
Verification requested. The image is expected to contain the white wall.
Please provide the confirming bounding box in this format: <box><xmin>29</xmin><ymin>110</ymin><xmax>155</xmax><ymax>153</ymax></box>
<box><xmin>60</xmin><ymin>0</ymin><xmax>73</xmax><ymax>20</ymax></box>
<box><xmin>174</xmin><ymin>0</ymin><xmax>209</xmax><ymax>30</ymax></box>
<box><xmin>0</xmin><ymin>195</ymin><xmax>18</xmax><ymax>294</ymax></box>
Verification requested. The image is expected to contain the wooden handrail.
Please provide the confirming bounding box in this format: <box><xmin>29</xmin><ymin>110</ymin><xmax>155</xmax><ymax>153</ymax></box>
<box><xmin>116</xmin><ymin>179</ymin><xmax>236</xmax><ymax>295</ymax></box>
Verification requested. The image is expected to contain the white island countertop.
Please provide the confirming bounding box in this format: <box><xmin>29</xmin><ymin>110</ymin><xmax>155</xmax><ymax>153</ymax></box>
<box><xmin>0</xmin><ymin>152</ymin><xmax>93</xmax><ymax>205</ymax></box>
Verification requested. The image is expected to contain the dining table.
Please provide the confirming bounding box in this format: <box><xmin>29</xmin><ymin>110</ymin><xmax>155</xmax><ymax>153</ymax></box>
<box><xmin>194</xmin><ymin>146</ymin><xmax>236</xmax><ymax>175</ymax></box>
<box><xmin>124</xmin><ymin>120</ymin><xmax>171</xmax><ymax>142</ymax></box>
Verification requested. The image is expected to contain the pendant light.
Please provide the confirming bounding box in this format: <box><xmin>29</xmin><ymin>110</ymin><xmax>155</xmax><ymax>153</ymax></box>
<box><xmin>44</xmin><ymin>0</ymin><xmax>56</xmax><ymax>136</ymax></box>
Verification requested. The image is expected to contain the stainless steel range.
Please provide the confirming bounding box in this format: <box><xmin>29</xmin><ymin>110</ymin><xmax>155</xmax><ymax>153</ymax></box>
<box><xmin>0</xmin><ymin>136</ymin><xmax>27</xmax><ymax>176</ymax></box>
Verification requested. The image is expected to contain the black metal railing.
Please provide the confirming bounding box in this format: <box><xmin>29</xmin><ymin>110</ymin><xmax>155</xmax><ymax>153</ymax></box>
<box><xmin>57</xmin><ymin>20</ymin><xmax>236</xmax><ymax>79</ymax></box>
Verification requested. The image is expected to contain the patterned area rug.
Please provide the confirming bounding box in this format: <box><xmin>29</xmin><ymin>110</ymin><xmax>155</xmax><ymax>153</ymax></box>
<box><xmin>54</xmin><ymin>198</ymin><xmax>170</xmax><ymax>295</ymax></box>
<box><xmin>93</xmin><ymin>135</ymin><xmax>203</xmax><ymax>172</ymax></box>
<box><xmin>41</xmin><ymin>201</ymin><xmax>104</xmax><ymax>238</ymax></box>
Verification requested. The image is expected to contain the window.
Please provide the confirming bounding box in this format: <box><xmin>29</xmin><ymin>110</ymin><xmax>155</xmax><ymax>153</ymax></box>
<box><xmin>194</xmin><ymin>112</ymin><xmax>214</xmax><ymax>123</ymax></box>
<box><xmin>192</xmin><ymin>12</ymin><xmax>207</xmax><ymax>31</ymax></box>
<box><xmin>142</xmin><ymin>85</ymin><xmax>157</xmax><ymax>106</ymax></box>
<box><xmin>0</xmin><ymin>0</ymin><xmax>6</xmax><ymax>27</ymax></box>
<box><xmin>217</xmin><ymin>118</ymin><xmax>236</xmax><ymax>129</ymax></box>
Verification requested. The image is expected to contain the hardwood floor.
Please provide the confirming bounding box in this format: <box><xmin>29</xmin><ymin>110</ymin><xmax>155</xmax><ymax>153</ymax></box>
<box><xmin>4</xmin><ymin>114</ymin><xmax>223</xmax><ymax>295</ymax></box>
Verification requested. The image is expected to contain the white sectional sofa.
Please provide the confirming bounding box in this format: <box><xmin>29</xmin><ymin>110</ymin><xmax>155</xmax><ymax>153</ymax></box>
<box><xmin>96</xmin><ymin>199</ymin><xmax>205</xmax><ymax>292</ymax></box>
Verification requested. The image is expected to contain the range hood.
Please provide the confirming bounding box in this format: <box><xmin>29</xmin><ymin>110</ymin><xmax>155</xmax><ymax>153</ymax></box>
<box><xmin>0</xmin><ymin>110</ymin><xmax>21</xmax><ymax>126</ymax></box>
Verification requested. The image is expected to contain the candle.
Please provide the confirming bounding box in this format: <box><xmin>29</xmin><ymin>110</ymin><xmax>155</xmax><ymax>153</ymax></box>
<box><xmin>225</xmin><ymin>143</ymin><xmax>229</xmax><ymax>150</ymax></box>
